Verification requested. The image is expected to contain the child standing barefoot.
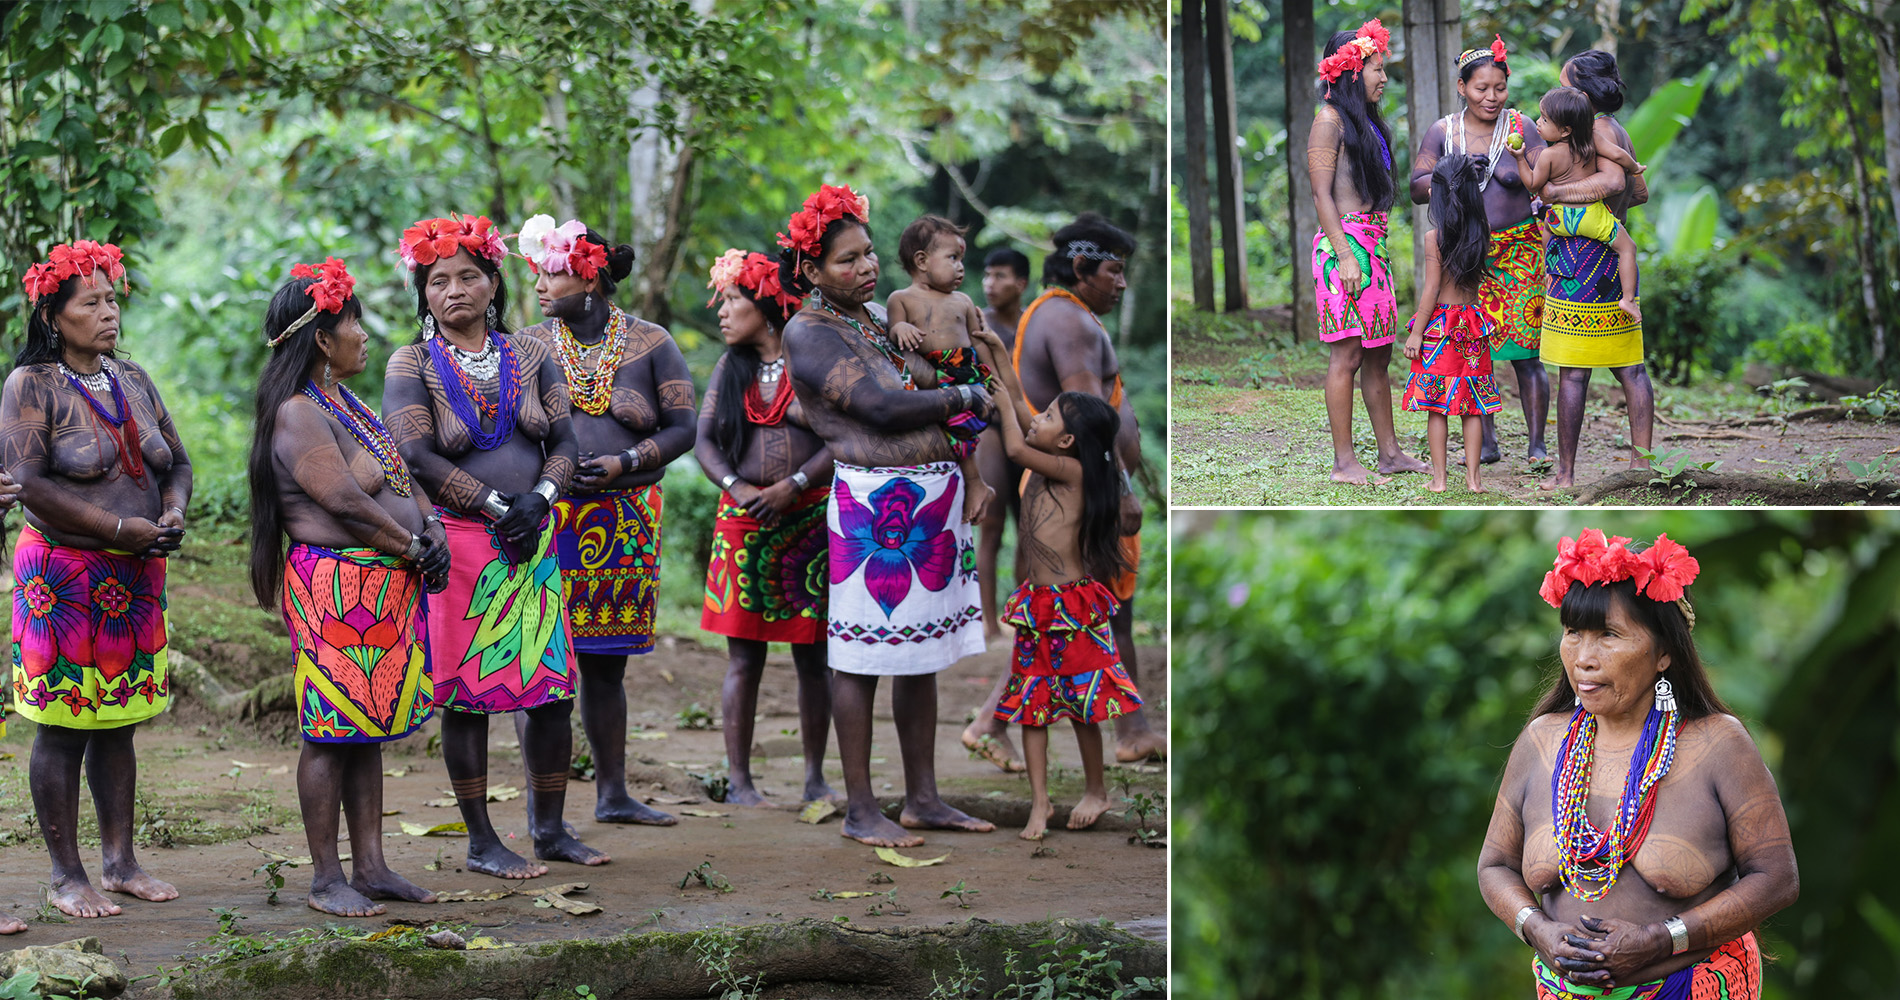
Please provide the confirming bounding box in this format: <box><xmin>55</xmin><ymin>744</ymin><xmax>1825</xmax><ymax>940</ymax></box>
<box><xmin>988</xmin><ymin>379</ymin><xmax>1142</xmax><ymax>840</ymax></box>
<box><xmin>1403</xmin><ymin>153</ymin><xmax>1505</xmax><ymax>494</ymax></box>
<box><xmin>887</xmin><ymin>215</ymin><xmax>997</xmax><ymax>524</ymax></box>
<box><xmin>1510</xmin><ymin>86</ymin><xmax>1645</xmax><ymax>322</ymax></box>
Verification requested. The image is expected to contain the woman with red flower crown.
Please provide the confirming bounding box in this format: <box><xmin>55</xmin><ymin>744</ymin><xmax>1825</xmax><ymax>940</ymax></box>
<box><xmin>3</xmin><ymin>241</ymin><xmax>191</xmax><ymax>918</ymax></box>
<box><xmin>514</xmin><ymin>217</ymin><xmax>698</xmax><ymax>828</ymax></box>
<box><xmin>381</xmin><ymin>214</ymin><xmax>608</xmax><ymax>879</ymax></box>
<box><xmin>697</xmin><ymin>249</ymin><xmax>838</xmax><ymax>809</ymax></box>
<box><xmin>1478</xmin><ymin>530</ymin><xmax>1797</xmax><ymax>1000</ymax></box>
<box><xmin>777</xmin><ymin>183</ymin><xmax>996</xmax><ymax>848</ymax></box>
<box><xmin>248</xmin><ymin>259</ymin><xmax>450</xmax><ymax>916</ymax></box>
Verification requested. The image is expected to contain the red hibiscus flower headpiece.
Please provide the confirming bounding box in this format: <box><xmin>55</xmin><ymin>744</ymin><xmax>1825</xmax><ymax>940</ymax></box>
<box><xmin>706</xmin><ymin>248</ymin><xmax>804</xmax><ymax>314</ymax></box>
<box><xmin>22</xmin><ymin>240</ymin><xmax>127</xmax><ymax>303</ymax></box>
<box><xmin>1539</xmin><ymin>529</ymin><xmax>1701</xmax><ymax>623</ymax></box>
<box><xmin>777</xmin><ymin>184</ymin><xmax>871</xmax><ymax>263</ymax></box>
<box><xmin>514</xmin><ymin>215</ymin><xmax>609</xmax><ymax>280</ymax></box>
<box><xmin>271</xmin><ymin>257</ymin><xmax>358</xmax><ymax>348</ymax></box>
<box><xmin>1318</xmin><ymin>18</ymin><xmax>1390</xmax><ymax>84</ymax></box>
<box><xmin>399</xmin><ymin>214</ymin><xmax>507</xmax><ymax>272</ymax></box>
<box><xmin>1457</xmin><ymin>34</ymin><xmax>1510</xmax><ymax>72</ymax></box>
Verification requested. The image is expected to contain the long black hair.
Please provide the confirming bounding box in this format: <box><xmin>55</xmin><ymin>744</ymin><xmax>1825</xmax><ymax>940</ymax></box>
<box><xmin>1429</xmin><ymin>153</ymin><xmax>1491</xmax><ymax>294</ymax></box>
<box><xmin>778</xmin><ymin>217</ymin><xmax>872</xmax><ymax>299</ymax></box>
<box><xmin>711</xmin><ymin>273</ymin><xmax>798</xmax><ymax>469</ymax></box>
<box><xmin>248</xmin><ymin>275</ymin><xmax>365</xmax><ymax>609</ymax></box>
<box><xmin>1565</xmin><ymin>49</ymin><xmax>1627</xmax><ymax>115</ymax></box>
<box><xmin>1044</xmin><ymin>213</ymin><xmax>1136</xmax><ymax>288</ymax></box>
<box><xmin>1541</xmin><ymin>86</ymin><xmax>1600</xmax><ymax>169</ymax></box>
<box><xmin>411</xmin><ymin>251</ymin><xmax>511</xmax><ymax>341</ymax></box>
<box><xmin>1320</xmin><ymin>30</ymin><xmax>1396</xmax><ymax>212</ymax></box>
<box><xmin>1531</xmin><ymin>568</ymin><xmax>1730</xmax><ymax>723</ymax></box>
<box><xmin>1045</xmin><ymin>391</ymin><xmax>1128</xmax><ymax>585</ymax></box>
<box><xmin>16</xmin><ymin>272</ymin><xmax>117</xmax><ymax>368</ymax></box>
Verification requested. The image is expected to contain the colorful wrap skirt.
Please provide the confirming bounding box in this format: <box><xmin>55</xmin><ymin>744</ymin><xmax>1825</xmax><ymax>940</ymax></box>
<box><xmin>993</xmin><ymin>577</ymin><xmax>1142</xmax><ymax>727</ymax></box>
<box><xmin>1547</xmin><ymin>201</ymin><xmax>1621</xmax><ymax>245</ymax></box>
<box><xmin>552</xmin><ymin>485</ymin><xmax>662</xmax><ymax>656</ymax></box>
<box><xmin>430</xmin><ymin>510</ymin><xmax>576</xmax><ymax>713</ymax></box>
<box><xmin>1533</xmin><ymin>932</ymin><xmax>1759</xmax><ymax>1000</ymax></box>
<box><xmin>1543</xmin><ymin>231</ymin><xmax>1645</xmax><ymax>369</ymax></box>
<box><xmin>1402</xmin><ymin>303</ymin><xmax>1505</xmax><ymax>417</ymax></box>
<box><xmin>701</xmin><ymin>484</ymin><xmax>830</xmax><ymax>644</ymax></box>
<box><xmin>11</xmin><ymin>525</ymin><xmax>170</xmax><ymax>729</ymax></box>
<box><xmin>1479</xmin><ymin>216</ymin><xmax>1547</xmax><ymax>362</ymax></box>
<box><xmin>1312</xmin><ymin>211</ymin><xmax>1398</xmax><ymax>348</ymax></box>
<box><xmin>283</xmin><ymin>543</ymin><xmax>432</xmax><ymax>742</ymax></box>
<box><xmin>929</xmin><ymin>347</ymin><xmax>995</xmax><ymax>459</ymax></box>
<box><xmin>827</xmin><ymin>461</ymin><xmax>983</xmax><ymax>675</ymax></box>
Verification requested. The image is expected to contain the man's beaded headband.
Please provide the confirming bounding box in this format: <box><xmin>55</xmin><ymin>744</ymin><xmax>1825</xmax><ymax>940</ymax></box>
<box><xmin>1062</xmin><ymin>240</ymin><xmax>1126</xmax><ymax>263</ymax></box>
<box><xmin>23</xmin><ymin>240</ymin><xmax>127</xmax><ymax>303</ymax></box>
<box><xmin>271</xmin><ymin>258</ymin><xmax>357</xmax><ymax>348</ymax></box>
<box><xmin>1539</xmin><ymin>528</ymin><xmax>1700</xmax><ymax>629</ymax></box>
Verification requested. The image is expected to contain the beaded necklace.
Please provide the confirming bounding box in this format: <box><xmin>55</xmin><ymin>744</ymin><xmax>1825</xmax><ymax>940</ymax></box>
<box><xmin>1548</xmin><ymin>701</ymin><xmax>1677</xmax><ymax>901</ymax></box>
<box><xmin>815</xmin><ymin>297</ymin><xmax>913</xmax><ymax>390</ymax></box>
<box><xmin>58</xmin><ymin>359</ymin><xmax>146</xmax><ymax>481</ymax></box>
<box><xmin>426</xmin><ymin>332</ymin><xmax>519</xmax><ymax>450</ymax></box>
<box><xmin>553</xmin><ymin>308</ymin><xmax>629</xmax><ymax>416</ymax></box>
<box><xmin>1371</xmin><ymin>122</ymin><xmax>1393</xmax><ymax>170</ymax></box>
<box><xmin>302</xmin><ymin>380</ymin><xmax>412</xmax><ymax>497</ymax></box>
<box><xmin>1448</xmin><ymin>108</ymin><xmax>1516</xmax><ymax>192</ymax></box>
<box><xmin>744</xmin><ymin>355</ymin><xmax>796</xmax><ymax>427</ymax></box>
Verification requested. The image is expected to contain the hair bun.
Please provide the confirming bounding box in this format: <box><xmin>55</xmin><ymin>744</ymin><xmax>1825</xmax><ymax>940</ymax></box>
<box><xmin>608</xmin><ymin>244</ymin><xmax>636</xmax><ymax>281</ymax></box>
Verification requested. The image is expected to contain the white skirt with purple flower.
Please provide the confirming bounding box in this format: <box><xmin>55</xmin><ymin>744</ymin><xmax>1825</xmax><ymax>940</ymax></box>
<box><xmin>826</xmin><ymin>461</ymin><xmax>984</xmax><ymax>675</ymax></box>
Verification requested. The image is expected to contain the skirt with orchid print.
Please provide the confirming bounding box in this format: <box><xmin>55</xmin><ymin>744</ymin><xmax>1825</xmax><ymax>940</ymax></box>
<box><xmin>11</xmin><ymin>525</ymin><xmax>171</xmax><ymax>729</ymax></box>
<box><xmin>826</xmin><ymin>461</ymin><xmax>983</xmax><ymax>675</ymax></box>
<box><xmin>283</xmin><ymin>543</ymin><xmax>432</xmax><ymax>742</ymax></box>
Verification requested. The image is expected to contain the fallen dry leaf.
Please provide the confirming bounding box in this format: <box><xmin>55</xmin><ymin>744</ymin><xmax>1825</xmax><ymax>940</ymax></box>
<box><xmin>383</xmin><ymin>767</ymin><xmax>408</xmax><ymax>778</ymax></box>
<box><xmin>487</xmin><ymin>785</ymin><xmax>521</xmax><ymax>802</ymax></box>
<box><xmin>631</xmin><ymin>731</ymin><xmax>668</xmax><ymax>741</ymax></box>
<box><xmin>534</xmin><ymin>893</ymin><xmax>602</xmax><ymax>916</ymax></box>
<box><xmin>659</xmin><ymin>669</ymin><xmax>676</xmax><ymax>684</ymax></box>
<box><xmin>435</xmin><ymin>889</ymin><xmax>511</xmax><ymax>902</ymax></box>
<box><xmin>679</xmin><ymin>808</ymin><xmax>728</xmax><ymax>818</ymax></box>
<box><xmin>644</xmin><ymin>795</ymin><xmax>700</xmax><ymax>805</ymax></box>
<box><xmin>797</xmin><ymin>800</ymin><xmax>839</xmax><ymax>825</ymax></box>
<box><xmin>874</xmin><ymin>847</ymin><xmax>949</xmax><ymax>868</ymax></box>
<box><xmin>466</xmin><ymin>936</ymin><xmax>507</xmax><ymax>949</ymax></box>
<box><xmin>230</xmin><ymin>759</ymin><xmax>263</xmax><ymax>769</ymax></box>
<box><xmin>400</xmin><ymin>821</ymin><xmax>468</xmax><ymax>837</ymax></box>
<box><xmin>265</xmin><ymin>765</ymin><xmax>290</xmax><ymax>776</ymax></box>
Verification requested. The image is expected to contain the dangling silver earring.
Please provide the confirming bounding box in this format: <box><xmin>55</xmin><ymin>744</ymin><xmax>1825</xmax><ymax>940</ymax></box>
<box><xmin>423</xmin><ymin>314</ymin><xmax>437</xmax><ymax>340</ymax></box>
<box><xmin>323</xmin><ymin>361</ymin><xmax>333</xmax><ymax>388</ymax></box>
<box><xmin>485</xmin><ymin>303</ymin><xmax>497</xmax><ymax>329</ymax></box>
<box><xmin>583</xmin><ymin>292</ymin><xmax>592</xmax><ymax>313</ymax></box>
<box><xmin>1653</xmin><ymin>676</ymin><xmax>1676</xmax><ymax>713</ymax></box>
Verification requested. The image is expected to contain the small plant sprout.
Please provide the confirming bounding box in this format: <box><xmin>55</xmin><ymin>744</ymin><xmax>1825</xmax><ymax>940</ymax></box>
<box><xmin>940</xmin><ymin>879</ymin><xmax>979</xmax><ymax>908</ymax></box>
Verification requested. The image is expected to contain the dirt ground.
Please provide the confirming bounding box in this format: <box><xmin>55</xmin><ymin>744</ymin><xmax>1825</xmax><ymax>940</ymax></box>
<box><xmin>0</xmin><ymin>636</ymin><xmax>1167</xmax><ymax>994</ymax></box>
<box><xmin>1172</xmin><ymin>311</ymin><xmax>1900</xmax><ymax>506</ymax></box>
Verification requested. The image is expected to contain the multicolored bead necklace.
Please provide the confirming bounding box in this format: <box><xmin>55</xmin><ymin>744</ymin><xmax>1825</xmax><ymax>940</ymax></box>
<box><xmin>815</xmin><ymin>297</ymin><xmax>913</xmax><ymax>390</ymax></box>
<box><xmin>553</xmin><ymin>307</ymin><xmax>628</xmax><ymax>416</ymax></box>
<box><xmin>302</xmin><ymin>379</ymin><xmax>412</xmax><ymax>497</ymax></box>
<box><xmin>59</xmin><ymin>359</ymin><xmax>146</xmax><ymax>481</ymax></box>
<box><xmin>1548</xmin><ymin>700</ymin><xmax>1677</xmax><ymax>901</ymax></box>
<box><xmin>426</xmin><ymin>331</ymin><xmax>519</xmax><ymax>449</ymax></box>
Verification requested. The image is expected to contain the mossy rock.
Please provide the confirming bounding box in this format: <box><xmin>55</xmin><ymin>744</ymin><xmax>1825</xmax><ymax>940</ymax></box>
<box><xmin>150</xmin><ymin>918</ymin><xmax>1162</xmax><ymax>999</ymax></box>
<box><xmin>0</xmin><ymin>936</ymin><xmax>127</xmax><ymax>998</ymax></box>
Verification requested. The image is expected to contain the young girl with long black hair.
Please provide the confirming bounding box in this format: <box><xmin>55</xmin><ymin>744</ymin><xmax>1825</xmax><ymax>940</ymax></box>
<box><xmin>1403</xmin><ymin>153</ymin><xmax>1505</xmax><ymax>494</ymax></box>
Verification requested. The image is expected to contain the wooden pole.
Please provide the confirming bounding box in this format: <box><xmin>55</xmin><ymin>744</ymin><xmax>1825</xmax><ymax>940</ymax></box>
<box><xmin>1403</xmin><ymin>0</ymin><xmax>1462</xmax><ymax>289</ymax></box>
<box><xmin>1180</xmin><ymin>0</ymin><xmax>1216</xmax><ymax>312</ymax></box>
<box><xmin>1283</xmin><ymin>0</ymin><xmax>1318</xmax><ymax>340</ymax></box>
<box><xmin>1207</xmin><ymin>0</ymin><xmax>1249</xmax><ymax>311</ymax></box>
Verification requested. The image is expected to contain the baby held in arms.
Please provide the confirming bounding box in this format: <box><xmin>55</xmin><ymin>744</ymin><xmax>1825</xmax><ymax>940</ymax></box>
<box><xmin>1510</xmin><ymin>85</ymin><xmax>1645</xmax><ymax>322</ymax></box>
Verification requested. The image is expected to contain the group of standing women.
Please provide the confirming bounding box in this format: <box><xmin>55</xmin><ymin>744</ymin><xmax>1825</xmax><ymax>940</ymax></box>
<box><xmin>1307</xmin><ymin>22</ymin><xmax>1655</xmax><ymax>489</ymax></box>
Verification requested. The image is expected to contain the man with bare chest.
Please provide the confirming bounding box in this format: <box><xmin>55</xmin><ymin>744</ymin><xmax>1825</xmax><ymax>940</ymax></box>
<box><xmin>975</xmin><ymin>247</ymin><xmax>1032</xmax><ymax>648</ymax></box>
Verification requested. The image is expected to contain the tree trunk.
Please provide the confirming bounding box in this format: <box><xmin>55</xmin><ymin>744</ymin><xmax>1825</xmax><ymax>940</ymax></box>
<box><xmin>543</xmin><ymin>87</ymin><xmax>577</xmax><ymax>221</ymax></box>
<box><xmin>1119</xmin><ymin>154</ymin><xmax>1162</xmax><ymax>345</ymax></box>
<box><xmin>1206</xmin><ymin>0</ymin><xmax>1248</xmax><ymax>311</ymax></box>
<box><xmin>1870</xmin><ymin>1</ymin><xmax>1900</xmax><ymax>300</ymax></box>
<box><xmin>1283</xmin><ymin>0</ymin><xmax>1318</xmax><ymax>340</ymax></box>
<box><xmin>1593</xmin><ymin>0</ymin><xmax>1621</xmax><ymax>56</ymax></box>
<box><xmin>1404</xmin><ymin>0</ymin><xmax>1463</xmax><ymax>289</ymax></box>
<box><xmin>639</xmin><ymin>140</ymin><xmax>699</xmax><ymax>330</ymax></box>
<box><xmin>1180</xmin><ymin>0</ymin><xmax>1216</xmax><ymax>312</ymax></box>
<box><xmin>1821</xmin><ymin>0</ymin><xmax>1889</xmax><ymax>365</ymax></box>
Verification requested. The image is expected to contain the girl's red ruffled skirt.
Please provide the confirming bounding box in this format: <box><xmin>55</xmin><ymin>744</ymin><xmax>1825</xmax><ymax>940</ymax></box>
<box><xmin>993</xmin><ymin>577</ymin><xmax>1142</xmax><ymax>727</ymax></box>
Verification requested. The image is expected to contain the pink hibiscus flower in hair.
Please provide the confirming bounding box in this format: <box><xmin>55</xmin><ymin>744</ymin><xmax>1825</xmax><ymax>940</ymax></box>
<box><xmin>1633</xmin><ymin>533</ymin><xmax>1700</xmax><ymax>603</ymax></box>
<box><xmin>706</xmin><ymin>248</ymin><xmax>748</xmax><ymax>307</ymax></box>
<box><xmin>829</xmin><ymin>477</ymin><xmax>959</xmax><ymax>617</ymax></box>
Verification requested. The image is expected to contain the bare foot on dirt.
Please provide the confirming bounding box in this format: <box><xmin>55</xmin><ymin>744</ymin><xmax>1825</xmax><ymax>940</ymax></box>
<box><xmin>535</xmin><ymin>833</ymin><xmax>609</xmax><ymax>867</ymax></box>
<box><xmin>102</xmin><ymin>867</ymin><xmax>177</xmax><ymax>902</ymax></box>
<box><xmin>307</xmin><ymin>880</ymin><xmax>386</xmax><ymax>918</ymax></box>
<box><xmin>50</xmin><ymin>881</ymin><xmax>120</xmax><ymax>919</ymax></box>
<box><xmin>725</xmin><ymin>783</ymin><xmax>778</xmax><ymax>808</ymax></box>
<box><xmin>801</xmin><ymin>779</ymin><xmax>844</xmax><ymax>805</ymax></box>
<box><xmin>1466</xmin><ymin>469</ymin><xmax>1487</xmax><ymax>493</ymax></box>
<box><xmin>841</xmin><ymin>807</ymin><xmax>925</xmax><ymax>848</ymax></box>
<box><xmin>1428</xmin><ymin>473</ymin><xmax>1447</xmax><ymax>493</ymax></box>
<box><xmin>1539</xmin><ymin>474</ymin><xmax>1576</xmax><ymax>491</ymax></box>
<box><xmin>598</xmin><ymin>794</ymin><xmax>678</xmax><ymax>826</ymax></box>
<box><xmin>900</xmin><ymin>800</ymin><xmax>996</xmax><ymax>833</ymax></box>
<box><xmin>466</xmin><ymin>842</ymin><xmax>547</xmax><ymax>880</ymax></box>
<box><xmin>1020</xmin><ymin>801</ymin><xmax>1053</xmax><ymax>841</ymax></box>
<box><xmin>961</xmin><ymin>723</ymin><xmax>1025</xmax><ymax>773</ymax></box>
<box><xmin>1114</xmin><ymin>729</ymin><xmax>1166</xmax><ymax>764</ymax></box>
<box><xmin>0</xmin><ymin>917</ymin><xmax>24</xmax><ymax>934</ymax></box>
<box><xmin>352</xmin><ymin>868</ymin><xmax>438</xmax><ymax>904</ymax></box>
<box><xmin>1330</xmin><ymin>459</ymin><xmax>1389</xmax><ymax>486</ymax></box>
<box><xmin>1527</xmin><ymin>443</ymin><xmax>1550</xmax><ymax>461</ymax></box>
<box><xmin>1067</xmin><ymin>793</ymin><xmax>1112</xmax><ymax>830</ymax></box>
<box><xmin>1378</xmin><ymin>452</ymin><xmax>1431</xmax><ymax>475</ymax></box>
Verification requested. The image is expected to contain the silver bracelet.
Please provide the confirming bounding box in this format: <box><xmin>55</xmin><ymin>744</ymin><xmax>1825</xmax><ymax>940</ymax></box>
<box><xmin>952</xmin><ymin>384</ymin><xmax>973</xmax><ymax>411</ymax></box>
<box><xmin>167</xmin><ymin>506</ymin><xmax>184</xmax><ymax>519</ymax></box>
<box><xmin>114</xmin><ymin>517</ymin><xmax>123</xmax><ymax>541</ymax></box>
<box><xmin>1514</xmin><ymin>905</ymin><xmax>1540</xmax><ymax>943</ymax></box>
<box><xmin>620</xmin><ymin>448</ymin><xmax>639</xmax><ymax>473</ymax></box>
<box><xmin>1663</xmin><ymin>915</ymin><xmax>1689</xmax><ymax>955</ymax></box>
<box><xmin>721</xmin><ymin>473</ymin><xmax>739</xmax><ymax>491</ymax></box>
<box><xmin>1120</xmin><ymin>468</ymin><xmax>1135</xmax><ymax>496</ymax></box>
<box><xmin>403</xmin><ymin>533</ymin><xmax>425</xmax><ymax>561</ymax></box>
<box><xmin>482</xmin><ymin>491</ymin><xmax>511</xmax><ymax>520</ymax></box>
<box><xmin>533</xmin><ymin>479</ymin><xmax>558</xmax><ymax>504</ymax></box>
<box><xmin>790</xmin><ymin>470</ymin><xmax>810</xmax><ymax>490</ymax></box>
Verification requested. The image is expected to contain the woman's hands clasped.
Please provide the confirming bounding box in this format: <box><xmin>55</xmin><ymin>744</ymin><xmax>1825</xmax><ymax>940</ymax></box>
<box><xmin>1526</xmin><ymin>912</ymin><xmax>1669</xmax><ymax>989</ymax></box>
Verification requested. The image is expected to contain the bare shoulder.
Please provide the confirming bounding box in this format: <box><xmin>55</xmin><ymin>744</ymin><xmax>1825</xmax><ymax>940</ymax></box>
<box><xmin>1314</xmin><ymin>104</ymin><xmax>1342</xmax><ymax>128</ymax></box>
<box><xmin>1522</xmin><ymin>710</ymin><xmax>1573</xmax><ymax>753</ymax></box>
<box><xmin>504</xmin><ymin>330</ymin><xmax>551</xmax><ymax>365</ymax></box>
<box><xmin>113</xmin><ymin>358</ymin><xmax>156</xmax><ymax>389</ymax></box>
<box><xmin>784</xmin><ymin>308</ymin><xmax>845</xmax><ymax>347</ymax></box>
<box><xmin>887</xmin><ymin>286</ymin><xmax>922</xmax><ymax>304</ymax></box>
<box><xmin>1681</xmin><ymin>712</ymin><xmax>1756</xmax><ymax>752</ymax></box>
<box><xmin>3</xmin><ymin>363</ymin><xmax>53</xmax><ymax>397</ymax></box>
<box><xmin>514</xmin><ymin>320</ymin><xmax>556</xmax><ymax>346</ymax></box>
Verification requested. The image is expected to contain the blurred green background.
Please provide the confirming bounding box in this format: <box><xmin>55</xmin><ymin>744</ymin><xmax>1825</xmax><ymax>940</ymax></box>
<box><xmin>1170</xmin><ymin>510</ymin><xmax>1900</xmax><ymax>998</ymax></box>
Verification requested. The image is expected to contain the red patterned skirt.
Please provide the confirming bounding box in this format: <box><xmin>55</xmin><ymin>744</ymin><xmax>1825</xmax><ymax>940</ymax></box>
<box><xmin>994</xmin><ymin>577</ymin><xmax>1142</xmax><ymax>727</ymax></box>
<box><xmin>1402</xmin><ymin>303</ymin><xmax>1504</xmax><ymax>417</ymax></box>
